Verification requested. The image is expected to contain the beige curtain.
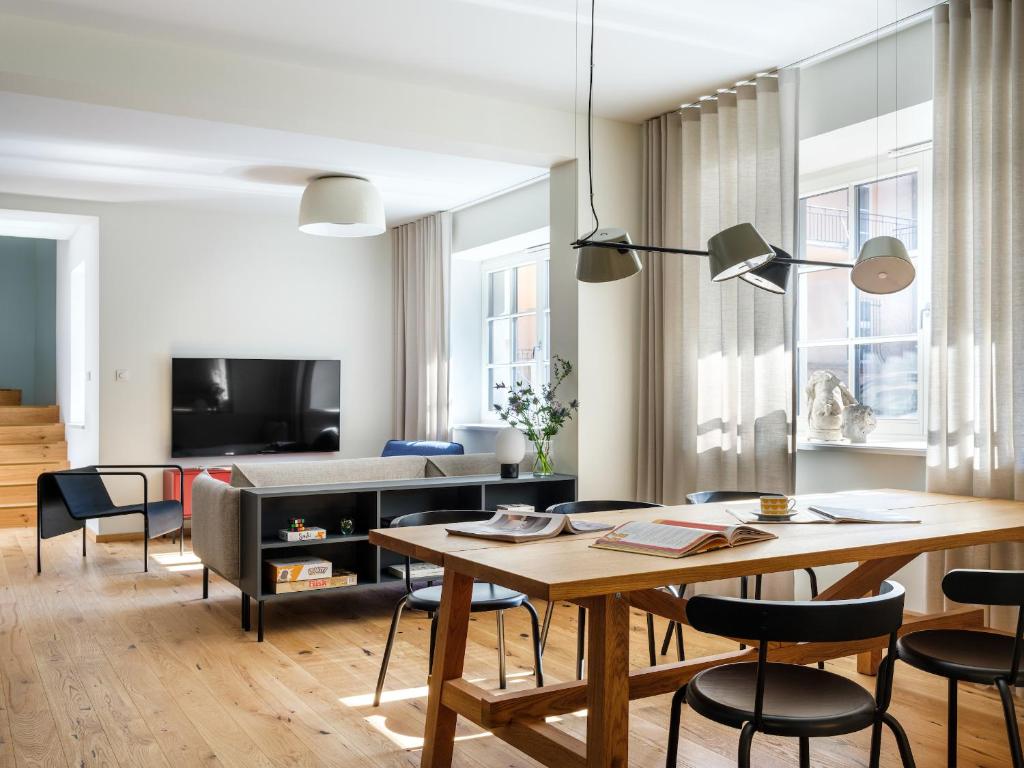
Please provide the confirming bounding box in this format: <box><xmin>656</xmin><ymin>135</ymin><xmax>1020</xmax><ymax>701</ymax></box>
<box><xmin>925</xmin><ymin>0</ymin><xmax>1024</xmax><ymax>630</ymax></box>
<box><xmin>637</xmin><ymin>71</ymin><xmax>799</xmax><ymax>506</ymax></box>
<box><xmin>392</xmin><ymin>212</ymin><xmax>452</xmax><ymax>442</ymax></box>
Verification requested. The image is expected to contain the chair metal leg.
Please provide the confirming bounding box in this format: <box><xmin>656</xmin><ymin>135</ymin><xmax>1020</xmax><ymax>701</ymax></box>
<box><xmin>429</xmin><ymin>614</ymin><xmax>438</xmax><ymax>670</ymax></box>
<box><xmin>869</xmin><ymin>714</ymin><xmax>884</xmax><ymax>768</ymax></box>
<box><xmin>737</xmin><ymin>722</ymin><xmax>756</xmax><ymax>768</ymax></box>
<box><xmin>805</xmin><ymin>567</ymin><xmax>819</xmax><ymax>598</ymax></box>
<box><xmin>241</xmin><ymin>593</ymin><xmax>250</xmax><ymax>631</ymax></box>
<box><xmin>882</xmin><ymin>712</ymin><xmax>918</xmax><ymax>768</ymax></box>
<box><xmin>373</xmin><ymin>595</ymin><xmax>408</xmax><ymax>707</ymax></box>
<box><xmin>799</xmin><ymin>736</ymin><xmax>810</xmax><ymax>768</ymax></box>
<box><xmin>36</xmin><ymin>523</ymin><xmax>42</xmax><ymax>574</ymax></box>
<box><xmin>665</xmin><ymin>684</ymin><xmax>687</xmax><ymax>768</ymax></box>
<box><xmin>143</xmin><ymin>517</ymin><xmax>149</xmax><ymax>573</ymax></box>
<box><xmin>646</xmin><ymin>613</ymin><xmax>657</xmax><ymax>667</ymax></box>
<box><xmin>82</xmin><ymin>527</ymin><xmax>87</xmax><ymax>557</ymax></box>
<box><xmin>540</xmin><ymin>600</ymin><xmax>555</xmax><ymax>652</ymax></box>
<box><xmin>754</xmin><ymin>574</ymin><xmax>763</xmax><ymax>600</ymax></box>
<box><xmin>179</xmin><ymin>523</ymin><xmax>185</xmax><ymax>555</ymax></box>
<box><xmin>674</xmin><ymin>619</ymin><xmax>685</xmax><ymax>661</ymax></box>
<box><xmin>948</xmin><ymin>678</ymin><xmax>957</xmax><ymax>768</ymax></box>
<box><xmin>202</xmin><ymin>566</ymin><xmax>209</xmax><ymax>599</ymax></box>
<box><xmin>996</xmin><ymin>679</ymin><xmax>1024</xmax><ymax>768</ymax></box>
<box><xmin>522</xmin><ymin>600</ymin><xmax>544</xmax><ymax>687</ymax></box>
<box><xmin>496</xmin><ymin>610</ymin><xmax>507</xmax><ymax>690</ymax></box>
<box><xmin>576</xmin><ymin>606</ymin><xmax>586</xmax><ymax>680</ymax></box>
<box><xmin>661</xmin><ymin>622</ymin><xmax>675</xmax><ymax>656</ymax></box>
<box><xmin>257</xmin><ymin>600</ymin><xmax>264</xmax><ymax>642</ymax></box>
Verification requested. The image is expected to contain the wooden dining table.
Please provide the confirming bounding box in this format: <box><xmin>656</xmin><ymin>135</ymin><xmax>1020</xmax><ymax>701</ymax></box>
<box><xmin>369</xmin><ymin>489</ymin><xmax>1024</xmax><ymax>768</ymax></box>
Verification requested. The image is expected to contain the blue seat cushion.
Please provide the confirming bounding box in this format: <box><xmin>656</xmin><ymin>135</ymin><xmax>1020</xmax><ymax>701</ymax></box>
<box><xmin>381</xmin><ymin>440</ymin><xmax>464</xmax><ymax>457</ymax></box>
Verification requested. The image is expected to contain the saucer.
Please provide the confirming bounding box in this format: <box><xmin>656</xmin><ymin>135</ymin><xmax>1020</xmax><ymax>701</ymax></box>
<box><xmin>755</xmin><ymin>511</ymin><xmax>797</xmax><ymax>522</ymax></box>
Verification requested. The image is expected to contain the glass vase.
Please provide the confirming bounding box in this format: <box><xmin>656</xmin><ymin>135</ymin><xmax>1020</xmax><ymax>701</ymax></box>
<box><xmin>532</xmin><ymin>440</ymin><xmax>554</xmax><ymax>476</ymax></box>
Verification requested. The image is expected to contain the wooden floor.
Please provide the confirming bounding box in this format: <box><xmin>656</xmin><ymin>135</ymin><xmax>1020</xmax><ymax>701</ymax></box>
<box><xmin>4</xmin><ymin>529</ymin><xmax>1020</xmax><ymax>767</ymax></box>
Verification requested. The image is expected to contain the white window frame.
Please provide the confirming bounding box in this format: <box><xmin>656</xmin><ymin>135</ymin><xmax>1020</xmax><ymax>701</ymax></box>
<box><xmin>480</xmin><ymin>244</ymin><xmax>550</xmax><ymax>422</ymax></box>
<box><xmin>797</xmin><ymin>149</ymin><xmax>932</xmax><ymax>442</ymax></box>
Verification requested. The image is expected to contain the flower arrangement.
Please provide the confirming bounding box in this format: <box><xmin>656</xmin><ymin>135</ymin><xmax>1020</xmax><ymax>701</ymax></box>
<box><xmin>494</xmin><ymin>356</ymin><xmax>579</xmax><ymax>475</ymax></box>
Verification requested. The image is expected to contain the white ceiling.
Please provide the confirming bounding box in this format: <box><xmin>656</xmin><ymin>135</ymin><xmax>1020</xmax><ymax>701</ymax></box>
<box><xmin>0</xmin><ymin>92</ymin><xmax>547</xmax><ymax>222</ymax></box>
<box><xmin>1</xmin><ymin>0</ymin><xmax>937</xmax><ymax>122</ymax></box>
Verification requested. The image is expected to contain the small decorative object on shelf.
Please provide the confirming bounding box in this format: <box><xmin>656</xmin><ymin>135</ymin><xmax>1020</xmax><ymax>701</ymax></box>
<box><xmin>339</xmin><ymin>518</ymin><xmax>355</xmax><ymax>536</ymax></box>
<box><xmin>288</xmin><ymin>517</ymin><xmax>306</xmax><ymax>532</ymax></box>
<box><xmin>494</xmin><ymin>355</ymin><xmax>578</xmax><ymax>476</ymax></box>
<box><xmin>265</xmin><ymin>556</ymin><xmax>332</xmax><ymax>583</ymax></box>
<box><xmin>805</xmin><ymin>369</ymin><xmax>856</xmax><ymax>442</ymax></box>
<box><xmin>278</xmin><ymin>526</ymin><xmax>327</xmax><ymax>542</ymax></box>
<box><xmin>271</xmin><ymin>570</ymin><xmax>357</xmax><ymax>594</ymax></box>
<box><xmin>842</xmin><ymin>403</ymin><xmax>877</xmax><ymax>444</ymax></box>
<box><xmin>495</xmin><ymin>426</ymin><xmax>527</xmax><ymax>479</ymax></box>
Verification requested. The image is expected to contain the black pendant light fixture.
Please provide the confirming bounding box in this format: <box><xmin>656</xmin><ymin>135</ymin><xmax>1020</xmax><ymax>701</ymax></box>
<box><xmin>570</xmin><ymin>0</ymin><xmax>914</xmax><ymax>296</ymax></box>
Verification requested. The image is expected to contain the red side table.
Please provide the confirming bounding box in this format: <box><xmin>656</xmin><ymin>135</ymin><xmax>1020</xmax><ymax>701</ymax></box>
<box><xmin>163</xmin><ymin>467</ymin><xmax>231</xmax><ymax>519</ymax></box>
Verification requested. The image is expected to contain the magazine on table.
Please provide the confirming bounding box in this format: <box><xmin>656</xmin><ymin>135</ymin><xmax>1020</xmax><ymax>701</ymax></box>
<box><xmin>806</xmin><ymin>505</ymin><xmax>921</xmax><ymax>524</ymax></box>
<box><xmin>445</xmin><ymin>511</ymin><xmax>614</xmax><ymax>542</ymax></box>
<box><xmin>590</xmin><ymin>519</ymin><xmax>776</xmax><ymax>559</ymax></box>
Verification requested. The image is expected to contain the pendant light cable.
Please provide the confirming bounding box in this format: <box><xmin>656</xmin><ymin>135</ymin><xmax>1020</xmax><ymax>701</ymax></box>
<box><xmin>583</xmin><ymin>0</ymin><xmax>600</xmax><ymax>241</ymax></box>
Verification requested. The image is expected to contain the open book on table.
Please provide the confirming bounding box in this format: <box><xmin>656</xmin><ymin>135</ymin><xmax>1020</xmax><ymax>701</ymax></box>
<box><xmin>445</xmin><ymin>511</ymin><xmax>614</xmax><ymax>543</ymax></box>
<box><xmin>591</xmin><ymin>519</ymin><xmax>776</xmax><ymax>559</ymax></box>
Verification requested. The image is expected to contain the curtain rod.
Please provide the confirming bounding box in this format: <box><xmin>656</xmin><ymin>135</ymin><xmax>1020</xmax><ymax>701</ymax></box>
<box><xmin>664</xmin><ymin>1</ymin><xmax>945</xmax><ymax>118</ymax></box>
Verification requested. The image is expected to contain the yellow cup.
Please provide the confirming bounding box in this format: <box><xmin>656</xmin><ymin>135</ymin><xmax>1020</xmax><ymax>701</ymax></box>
<box><xmin>760</xmin><ymin>495</ymin><xmax>796</xmax><ymax>516</ymax></box>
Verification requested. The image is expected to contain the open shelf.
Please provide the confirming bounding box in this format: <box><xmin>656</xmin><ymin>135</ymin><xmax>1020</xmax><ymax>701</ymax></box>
<box><xmin>260</xmin><ymin>581</ymin><xmax>362</xmax><ymax>602</ymax></box>
<box><xmin>261</xmin><ymin>533</ymin><xmax>369</xmax><ymax>549</ymax></box>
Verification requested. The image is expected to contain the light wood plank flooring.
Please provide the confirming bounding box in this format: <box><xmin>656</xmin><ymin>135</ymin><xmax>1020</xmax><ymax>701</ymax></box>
<box><xmin>5</xmin><ymin>528</ymin><xmax>1020</xmax><ymax>767</ymax></box>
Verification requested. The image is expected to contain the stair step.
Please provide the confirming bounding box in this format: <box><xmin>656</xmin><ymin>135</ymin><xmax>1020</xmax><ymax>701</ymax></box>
<box><xmin>0</xmin><ymin>443</ymin><xmax>67</xmax><ymax>464</ymax></box>
<box><xmin>0</xmin><ymin>504</ymin><xmax>34</xmax><ymax>528</ymax></box>
<box><xmin>0</xmin><ymin>405</ymin><xmax>60</xmax><ymax>426</ymax></box>
<box><xmin>0</xmin><ymin>424</ymin><xmax>65</xmax><ymax>446</ymax></box>
<box><xmin>0</xmin><ymin>485</ymin><xmax>35</xmax><ymax>505</ymax></box>
<box><xmin>0</xmin><ymin>462</ymin><xmax>69</xmax><ymax>484</ymax></box>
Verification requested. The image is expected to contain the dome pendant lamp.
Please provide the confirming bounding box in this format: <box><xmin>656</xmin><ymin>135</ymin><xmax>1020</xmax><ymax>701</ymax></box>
<box><xmin>298</xmin><ymin>176</ymin><xmax>386</xmax><ymax>237</ymax></box>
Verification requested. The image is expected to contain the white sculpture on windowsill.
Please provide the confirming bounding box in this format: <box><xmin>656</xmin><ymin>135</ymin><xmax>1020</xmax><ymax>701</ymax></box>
<box><xmin>842</xmin><ymin>404</ymin><xmax>878</xmax><ymax>444</ymax></box>
<box><xmin>805</xmin><ymin>369</ymin><xmax>857</xmax><ymax>442</ymax></box>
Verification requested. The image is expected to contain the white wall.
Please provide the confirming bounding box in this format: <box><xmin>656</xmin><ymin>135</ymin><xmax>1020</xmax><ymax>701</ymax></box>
<box><xmin>452</xmin><ymin>179</ymin><xmax>550</xmax><ymax>253</ymax></box>
<box><xmin>0</xmin><ymin>236</ymin><xmax>56</xmax><ymax>404</ymax></box>
<box><xmin>0</xmin><ymin>194</ymin><xmax>394</xmax><ymax>533</ymax></box>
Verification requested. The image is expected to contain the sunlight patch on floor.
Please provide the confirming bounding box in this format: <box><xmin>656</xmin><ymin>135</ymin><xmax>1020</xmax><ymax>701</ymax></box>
<box><xmin>151</xmin><ymin>551</ymin><xmax>204</xmax><ymax>572</ymax></box>
<box><xmin>364</xmin><ymin>714</ymin><xmax>493</xmax><ymax>750</ymax></box>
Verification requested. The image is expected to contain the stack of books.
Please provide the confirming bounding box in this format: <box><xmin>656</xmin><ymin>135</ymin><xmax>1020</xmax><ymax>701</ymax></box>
<box><xmin>264</xmin><ymin>556</ymin><xmax>356</xmax><ymax>594</ymax></box>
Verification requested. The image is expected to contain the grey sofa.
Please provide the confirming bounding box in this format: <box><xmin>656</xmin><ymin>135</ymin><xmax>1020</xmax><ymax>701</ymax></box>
<box><xmin>191</xmin><ymin>452</ymin><xmax>531</xmax><ymax>596</ymax></box>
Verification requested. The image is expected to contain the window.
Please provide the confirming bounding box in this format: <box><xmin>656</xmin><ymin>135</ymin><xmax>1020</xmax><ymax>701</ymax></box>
<box><xmin>797</xmin><ymin>151</ymin><xmax>931</xmax><ymax>441</ymax></box>
<box><xmin>483</xmin><ymin>246</ymin><xmax>550</xmax><ymax>416</ymax></box>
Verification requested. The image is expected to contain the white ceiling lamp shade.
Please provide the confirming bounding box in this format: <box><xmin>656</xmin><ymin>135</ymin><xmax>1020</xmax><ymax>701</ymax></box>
<box><xmin>298</xmin><ymin>176</ymin><xmax>385</xmax><ymax>237</ymax></box>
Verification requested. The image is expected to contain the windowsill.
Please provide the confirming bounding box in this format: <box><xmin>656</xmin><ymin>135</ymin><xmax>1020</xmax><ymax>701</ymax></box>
<box><xmin>798</xmin><ymin>438</ymin><xmax>926</xmax><ymax>457</ymax></box>
<box><xmin>452</xmin><ymin>423</ymin><xmax>506</xmax><ymax>432</ymax></box>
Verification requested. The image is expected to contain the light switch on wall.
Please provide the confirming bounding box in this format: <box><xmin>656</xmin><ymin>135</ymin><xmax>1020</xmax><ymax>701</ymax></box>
<box><xmin>115</xmin><ymin>369</ymin><xmax>130</xmax><ymax>382</ymax></box>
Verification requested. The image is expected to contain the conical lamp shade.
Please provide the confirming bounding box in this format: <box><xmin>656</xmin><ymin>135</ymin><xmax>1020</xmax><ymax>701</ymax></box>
<box><xmin>707</xmin><ymin>223</ymin><xmax>776</xmax><ymax>282</ymax></box>
<box><xmin>739</xmin><ymin>246</ymin><xmax>792</xmax><ymax>294</ymax></box>
<box><xmin>576</xmin><ymin>228</ymin><xmax>642</xmax><ymax>283</ymax></box>
<box><xmin>852</xmin><ymin>236</ymin><xmax>915</xmax><ymax>294</ymax></box>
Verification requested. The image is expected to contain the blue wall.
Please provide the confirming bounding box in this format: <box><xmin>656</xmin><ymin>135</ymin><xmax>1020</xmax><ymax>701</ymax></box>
<box><xmin>0</xmin><ymin>236</ymin><xmax>56</xmax><ymax>405</ymax></box>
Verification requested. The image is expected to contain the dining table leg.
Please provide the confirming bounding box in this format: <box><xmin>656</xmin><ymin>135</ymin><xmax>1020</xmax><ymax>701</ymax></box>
<box><xmin>421</xmin><ymin>570</ymin><xmax>474</xmax><ymax>768</ymax></box>
<box><xmin>585</xmin><ymin>592</ymin><xmax>631</xmax><ymax>767</ymax></box>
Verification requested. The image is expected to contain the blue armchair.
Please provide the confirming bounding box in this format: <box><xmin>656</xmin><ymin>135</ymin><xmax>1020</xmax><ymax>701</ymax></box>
<box><xmin>380</xmin><ymin>440</ymin><xmax>464</xmax><ymax>457</ymax></box>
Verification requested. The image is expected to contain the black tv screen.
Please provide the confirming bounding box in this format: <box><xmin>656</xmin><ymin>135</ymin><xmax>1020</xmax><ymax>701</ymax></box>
<box><xmin>171</xmin><ymin>358</ymin><xmax>340</xmax><ymax>458</ymax></box>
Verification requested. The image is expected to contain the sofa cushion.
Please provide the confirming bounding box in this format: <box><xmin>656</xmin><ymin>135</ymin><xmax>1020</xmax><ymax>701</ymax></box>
<box><xmin>381</xmin><ymin>439</ymin><xmax>464</xmax><ymax>457</ymax></box>
<box><xmin>192</xmin><ymin>472</ymin><xmax>240</xmax><ymax>583</ymax></box>
<box><xmin>230</xmin><ymin>455</ymin><xmax>428</xmax><ymax>488</ymax></box>
<box><xmin>426</xmin><ymin>452</ymin><xmax>534</xmax><ymax>478</ymax></box>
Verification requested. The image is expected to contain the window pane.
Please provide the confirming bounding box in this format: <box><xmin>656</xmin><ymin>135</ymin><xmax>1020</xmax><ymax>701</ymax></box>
<box><xmin>512</xmin><ymin>365</ymin><xmax>534</xmax><ymax>389</ymax></box>
<box><xmin>855</xmin><ymin>287</ymin><xmax>917</xmax><ymax>338</ymax></box>
<box><xmin>801</xmin><ymin>188</ymin><xmax>850</xmax><ymax>264</ymax></box>
<box><xmin>798</xmin><ymin>345</ymin><xmax>850</xmax><ymax>421</ymax></box>
<box><xmin>856</xmin><ymin>173</ymin><xmax>918</xmax><ymax>251</ymax></box>
<box><xmin>515</xmin><ymin>263</ymin><xmax>537</xmax><ymax>312</ymax></box>
<box><xmin>855</xmin><ymin>341</ymin><xmax>918</xmax><ymax>419</ymax></box>
<box><xmin>489</xmin><ymin>366</ymin><xmax>510</xmax><ymax>410</ymax></box>
<box><xmin>514</xmin><ymin>314</ymin><xmax>537</xmax><ymax>362</ymax></box>
<box><xmin>489</xmin><ymin>318</ymin><xmax>511</xmax><ymax>364</ymax></box>
<box><xmin>800</xmin><ymin>269</ymin><xmax>849</xmax><ymax>341</ymax></box>
<box><xmin>489</xmin><ymin>270</ymin><xmax>510</xmax><ymax>316</ymax></box>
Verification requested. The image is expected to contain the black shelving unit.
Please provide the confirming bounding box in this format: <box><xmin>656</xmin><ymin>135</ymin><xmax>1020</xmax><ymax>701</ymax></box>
<box><xmin>238</xmin><ymin>472</ymin><xmax>576</xmax><ymax>639</ymax></box>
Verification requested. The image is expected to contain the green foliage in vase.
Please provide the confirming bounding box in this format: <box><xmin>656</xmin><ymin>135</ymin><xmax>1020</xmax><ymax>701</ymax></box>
<box><xmin>494</xmin><ymin>356</ymin><xmax>579</xmax><ymax>449</ymax></box>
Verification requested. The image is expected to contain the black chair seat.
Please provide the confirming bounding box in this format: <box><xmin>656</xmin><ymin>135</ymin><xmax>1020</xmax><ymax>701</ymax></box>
<box><xmin>898</xmin><ymin>629</ymin><xmax>1024</xmax><ymax>685</ymax></box>
<box><xmin>110</xmin><ymin>500</ymin><xmax>183</xmax><ymax>538</ymax></box>
<box><xmin>406</xmin><ymin>582</ymin><xmax>526</xmax><ymax>613</ymax></box>
<box><xmin>687</xmin><ymin>662</ymin><xmax>878</xmax><ymax>737</ymax></box>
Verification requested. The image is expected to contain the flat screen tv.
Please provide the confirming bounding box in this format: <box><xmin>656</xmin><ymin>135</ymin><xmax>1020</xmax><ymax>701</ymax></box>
<box><xmin>171</xmin><ymin>358</ymin><xmax>340</xmax><ymax>458</ymax></box>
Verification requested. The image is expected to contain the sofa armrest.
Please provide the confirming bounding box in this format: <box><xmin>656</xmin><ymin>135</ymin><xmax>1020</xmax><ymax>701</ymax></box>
<box><xmin>191</xmin><ymin>472</ymin><xmax>241</xmax><ymax>584</ymax></box>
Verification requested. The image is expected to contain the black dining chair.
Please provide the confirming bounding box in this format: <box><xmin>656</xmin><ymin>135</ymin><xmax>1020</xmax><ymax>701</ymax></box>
<box><xmin>37</xmin><ymin>465</ymin><xmax>185</xmax><ymax>573</ymax></box>
<box><xmin>896</xmin><ymin>569</ymin><xmax>1024</xmax><ymax>768</ymax></box>
<box><xmin>666</xmin><ymin>580</ymin><xmax>914</xmax><ymax>768</ymax></box>
<box><xmin>373</xmin><ymin>509</ymin><xmax>544</xmax><ymax>707</ymax></box>
<box><xmin>544</xmin><ymin>499</ymin><xmax>670</xmax><ymax>679</ymax></box>
<box><xmin>661</xmin><ymin>490</ymin><xmax>823</xmax><ymax>668</ymax></box>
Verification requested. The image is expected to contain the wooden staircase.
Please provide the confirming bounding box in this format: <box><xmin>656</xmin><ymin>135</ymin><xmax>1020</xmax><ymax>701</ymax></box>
<box><xmin>0</xmin><ymin>406</ymin><xmax>68</xmax><ymax>527</ymax></box>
